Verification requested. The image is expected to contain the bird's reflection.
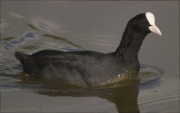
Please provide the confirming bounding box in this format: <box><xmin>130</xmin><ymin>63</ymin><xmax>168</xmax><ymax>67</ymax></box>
<box><xmin>17</xmin><ymin>75</ymin><xmax>140</xmax><ymax>113</ymax></box>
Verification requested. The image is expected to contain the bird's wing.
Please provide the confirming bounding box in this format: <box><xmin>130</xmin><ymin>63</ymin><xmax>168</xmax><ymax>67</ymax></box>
<box><xmin>32</xmin><ymin>50</ymin><xmax>105</xmax><ymax>67</ymax></box>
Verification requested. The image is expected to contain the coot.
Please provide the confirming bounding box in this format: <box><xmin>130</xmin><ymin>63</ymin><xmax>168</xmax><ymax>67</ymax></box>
<box><xmin>15</xmin><ymin>12</ymin><xmax>162</xmax><ymax>87</ymax></box>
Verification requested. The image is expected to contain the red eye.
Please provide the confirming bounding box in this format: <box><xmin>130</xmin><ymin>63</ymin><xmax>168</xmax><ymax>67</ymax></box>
<box><xmin>141</xmin><ymin>18</ymin><xmax>146</xmax><ymax>22</ymax></box>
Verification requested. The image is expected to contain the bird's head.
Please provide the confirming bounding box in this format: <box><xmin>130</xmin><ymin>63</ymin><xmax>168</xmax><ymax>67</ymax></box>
<box><xmin>130</xmin><ymin>12</ymin><xmax>162</xmax><ymax>36</ymax></box>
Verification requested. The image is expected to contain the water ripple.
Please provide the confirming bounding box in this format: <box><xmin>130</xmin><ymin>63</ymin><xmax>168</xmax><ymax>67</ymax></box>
<box><xmin>138</xmin><ymin>91</ymin><xmax>179</xmax><ymax>112</ymax></box>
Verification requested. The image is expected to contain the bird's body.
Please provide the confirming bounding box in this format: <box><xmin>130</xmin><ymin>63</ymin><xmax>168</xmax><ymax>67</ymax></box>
<box><xmin>15</xmin><ymin>12</ymin><xmax>162</xmax><ymax>87</ymax></box>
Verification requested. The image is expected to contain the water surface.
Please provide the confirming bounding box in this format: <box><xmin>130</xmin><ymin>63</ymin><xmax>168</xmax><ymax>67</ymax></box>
<box><xmin>1</xmin><ymin>1</ymin><xmax>179</xmax><ymax>113</ymax></box>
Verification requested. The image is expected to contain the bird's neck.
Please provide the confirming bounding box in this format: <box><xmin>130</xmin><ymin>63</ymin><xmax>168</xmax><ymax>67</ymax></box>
<box><xmin>114</xmin><ymin>27</ymin><xmax>148</xmax><ymax>61</ymax></box>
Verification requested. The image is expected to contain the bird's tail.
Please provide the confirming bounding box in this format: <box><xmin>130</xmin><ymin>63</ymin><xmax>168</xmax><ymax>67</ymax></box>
<box><xmin>15</xmin><ymin>51</ymin><xmax>36</xmax><ymax>76</ymax></box>
<box><xmin>15</xmin><ymin>51</ymin><xmax>29</xmax><ymax>61</ymax></box>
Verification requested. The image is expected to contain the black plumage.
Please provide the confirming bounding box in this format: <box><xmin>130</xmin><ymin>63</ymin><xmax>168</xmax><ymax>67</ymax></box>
<box><xmin>15</xmin><ymin>12</ymin><xmax>161</xmax><ymax>87</ymax></box>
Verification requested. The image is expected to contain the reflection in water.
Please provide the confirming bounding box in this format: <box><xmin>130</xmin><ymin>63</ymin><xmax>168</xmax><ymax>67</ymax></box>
<box><xmin>3</xmin><ymin>32</ymin><xmax>37</xmax><ymax>50</ymax></box>
<box><xmin>40</xmin><ymin>83</ymin><xmax>139</xmax><ymax>113</ymax></box>
<box><xmin>42</xmin><ymin>34</ymin><xmax>84</xmax><ymax>50</ymax></box>
<box><xmin>25</xmin><ymin>23</ymin><xmax>38</xmax><ymax>31</ymax></box>
<box><xmin>22</xmin><ymin>45</ymin><xmax>39</xmax><ymax>50</ymax></box>
<box><xmin>15</xmin><ymin>74</ymin><xmax>140</xmax><ymax>113</ymax></box>
<box><xmin>2</xmin><ymin>37</ymin><xmax>15</xmax><ymax>41</ymax></box>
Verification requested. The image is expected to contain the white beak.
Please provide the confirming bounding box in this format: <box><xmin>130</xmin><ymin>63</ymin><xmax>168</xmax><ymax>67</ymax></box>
<box><xmin>146</xmin><ymin>12</ymin><xmax>162</xmax><ymax>36</ymax></box>
<box><xmin>149</xmin><ymin>25</ymin><xmax>162</xmax><ymax>36</ymax></box>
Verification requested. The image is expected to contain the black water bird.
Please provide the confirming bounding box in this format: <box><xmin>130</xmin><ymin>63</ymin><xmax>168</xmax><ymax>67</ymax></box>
<box><xmin>15</xmin><ymin>12</ymin><xmax>162</xmax><ymax>87</ymax></box>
